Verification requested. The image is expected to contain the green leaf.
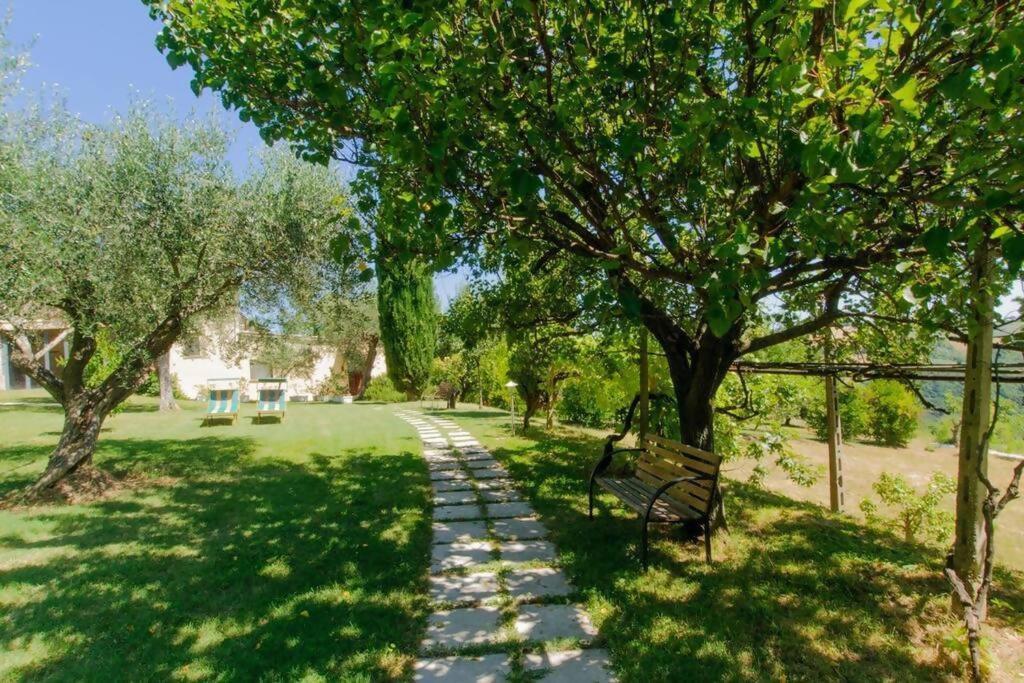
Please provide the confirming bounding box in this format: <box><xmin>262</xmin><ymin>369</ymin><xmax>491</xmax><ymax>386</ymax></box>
<box><xmin>1003</xmin><ymin>235</ymin><xmax>1024</xmax><ymax>272</ymax></box>
<box><xmin>890</xmin><ymin>76</ymin><xmax>919</xmax><ymax>114</ymax></box>
<box><xmin>922</xmin><ymin>227</ymin><xmax>951</xmax><ymax>258</ymax></box>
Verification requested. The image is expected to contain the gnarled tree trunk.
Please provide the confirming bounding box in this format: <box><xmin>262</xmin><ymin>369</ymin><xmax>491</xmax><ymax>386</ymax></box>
<box><xmin>29</xmin><ymin>397</ymin><xmax>106</xmax><ymax>493</ymax></box>
<box><xmin>157</xmin><ymin>351</ymin><xmax>179</xmax><ymax>411</ymax></box>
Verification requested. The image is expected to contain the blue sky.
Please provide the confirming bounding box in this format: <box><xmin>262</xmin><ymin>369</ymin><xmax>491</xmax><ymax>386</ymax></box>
<box><xmin>4</xmin><ymin>0</ymin><xmax>467</xmax><ymax>305</ymax></box>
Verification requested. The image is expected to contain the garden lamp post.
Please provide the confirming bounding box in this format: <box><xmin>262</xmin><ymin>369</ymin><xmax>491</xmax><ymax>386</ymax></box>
<box><xmin>504</xmin><ymin>380</ymin><xmax>518</xmax><ymax>435</ymax></box>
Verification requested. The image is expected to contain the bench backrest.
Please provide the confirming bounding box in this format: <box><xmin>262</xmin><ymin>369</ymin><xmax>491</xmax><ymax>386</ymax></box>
<box><xmin>637</xmin><ymin>434</ymin><xmax>721</xmax><ymax>517</ymax></box>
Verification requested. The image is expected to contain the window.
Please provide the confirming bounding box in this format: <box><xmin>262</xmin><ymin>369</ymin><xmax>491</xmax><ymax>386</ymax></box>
<box><xmin>180</xmin><ymin>336</ymin><xmax>205</xmax><ymax>359</ymax></box>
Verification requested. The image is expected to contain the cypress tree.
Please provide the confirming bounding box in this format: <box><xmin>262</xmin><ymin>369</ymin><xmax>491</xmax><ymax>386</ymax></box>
<box><xmin>376</xmin><ymin>256</ymin><xmax>438</xmax><ymax>400</ymax></box>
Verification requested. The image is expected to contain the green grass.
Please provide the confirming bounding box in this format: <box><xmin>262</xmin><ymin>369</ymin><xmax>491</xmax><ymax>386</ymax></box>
<box><xmin>3</xmin><ymin>393</ymin><xmax>1021</xmax><ymax>680</ymax></box>
<box><xmin>427</xmin><ymin>406</ymin><xmax>1024</xmax><ymax>681</ymax></box>
<box><xmin>0</xmin><ymin>393</ymin><xmax>431</xmax><ymax>681</ymax></box>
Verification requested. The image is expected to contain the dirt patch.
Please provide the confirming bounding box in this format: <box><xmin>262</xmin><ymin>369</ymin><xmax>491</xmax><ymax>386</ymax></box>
<box><xmin>1</xmin><ymin>467</ymin><xmax>178</xmax><ymax>508</ymax></box>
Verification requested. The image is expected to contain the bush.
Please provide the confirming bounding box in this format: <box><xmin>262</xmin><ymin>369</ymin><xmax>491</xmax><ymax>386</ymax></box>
<box><xmin>862</xmin><ymin>380</ymin><xmax>919</xmax><ymax>447</ymax></box>
<box><xmin>557</xmin><ymin>373</ymin><xmax>629</xmax><ymax>428</ymax></box>
<box><xmin>360</xmin><ymin>375</ymin><xmax>405</xmax><ymax>402</ymax></box>
<box><xmin>859</xmin><ymin>471</ymin><xmax>956</xmax><ymax>543</ymax></box>
<box><xmin>803</xmin><ymin>383</ymin><xmax>868</xmax><ymax>441</ymax></box>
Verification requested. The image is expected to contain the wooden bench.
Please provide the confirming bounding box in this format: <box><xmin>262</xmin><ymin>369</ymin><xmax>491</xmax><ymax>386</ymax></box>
<box><xmin>589</xmin><ymin>431</ymin><xmax>722</xmax><ymax>567</ymax></box>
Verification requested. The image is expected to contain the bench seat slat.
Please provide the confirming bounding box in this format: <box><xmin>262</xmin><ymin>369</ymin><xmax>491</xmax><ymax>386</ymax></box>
<box><xmin>636</xmin><ymin>457</ymin><xmax>715</xmax><ymax>497</ymax></box>
<box><xmin>596</xmin><ymin>476</ymin><xmax>704</xmax><ymax>521</ymax></box>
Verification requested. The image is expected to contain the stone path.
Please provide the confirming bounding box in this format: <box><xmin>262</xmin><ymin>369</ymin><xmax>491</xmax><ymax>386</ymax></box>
<box><xmin>396</xmin><ymin>410</ymin><xmax>616</xmax><ymax>682</ymax></box>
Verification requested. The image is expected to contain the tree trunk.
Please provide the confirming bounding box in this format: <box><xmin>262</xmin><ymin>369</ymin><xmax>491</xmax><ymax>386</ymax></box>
<box><xmin>447</xmin><ymin>393</ymin><xmax>457</xmax><ymax>409</ymax></box>
<box><xmin>30</xmin><ymin>398</ymin><xmax>106</xmax><ymax>493</ymax></box>
<box><xmin>952</xmin><ymin>239</ymin><xmax>994</xmax><ymax>620</ymax></box>
<box><xmin>522</xmin><ymin>393</ymin><xmax>542</xmax><ymax>430</ymax></box>
<box><xmin>354</xmin><ymin>335</ymin><xmax>379</xmax><ymax>400</ymax></box>
<box><xmin>157</xmin><ymin>352</ymin><xmax>179</xmax><ymax>411</ymax></box>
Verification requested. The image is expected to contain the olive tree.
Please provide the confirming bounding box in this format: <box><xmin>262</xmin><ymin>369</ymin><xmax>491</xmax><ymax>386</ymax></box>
<box><xmin>0</xmin><ymin>106</ymin><xmax>348</xmax><ymax>494</ymax></box>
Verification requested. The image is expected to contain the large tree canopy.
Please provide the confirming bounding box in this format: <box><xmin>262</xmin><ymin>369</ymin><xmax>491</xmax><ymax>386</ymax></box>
<box><xmin>0</xmin><ymin>104</ymin><xmax>351</xmax><ymax>493</ymax></box>
<box><xmin>149</xmin><ymin>0</ymin><xmax>1024</xmax><ymax>451</ymax></box>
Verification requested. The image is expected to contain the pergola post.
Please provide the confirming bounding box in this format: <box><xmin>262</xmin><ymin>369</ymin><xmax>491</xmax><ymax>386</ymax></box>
<box><xmin>638</xmin><ymin>328</ymin><xmax>649</xmax><ymax>442</ymax></box>
<box><xmin>824</xmin><ymin>330</ymin><xmax>845</xmax><ymax>513</ymax></box>
<box><xmin>824</xmin><ymin>372</ymin><xmax>845</xmax><ymax>513</ymax></box>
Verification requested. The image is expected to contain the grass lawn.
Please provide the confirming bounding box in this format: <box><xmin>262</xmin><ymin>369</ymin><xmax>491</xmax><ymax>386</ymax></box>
<box><xmin>0</xmin><ymin>392</ymin><xmax>431</xmax><ymax>681</ymax></box>
<box><xmin>426</xmin><ymin>406</ymin><xmax>1024</xmax><ymax>681</ymax></box>
<box><xmin>3</xmin><ymin>393</ymin><xmax>1022</xmax><ymax>680</ymax></box>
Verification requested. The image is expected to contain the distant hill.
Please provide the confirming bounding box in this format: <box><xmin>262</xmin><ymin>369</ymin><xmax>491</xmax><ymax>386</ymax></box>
<box><xmin>921</xmin><ymin>338</ymin><xmax>1024</xmax><ymax>412</ymax></box>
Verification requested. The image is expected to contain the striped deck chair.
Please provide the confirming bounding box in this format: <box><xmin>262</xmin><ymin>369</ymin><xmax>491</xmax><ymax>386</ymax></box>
<box><xmin>203</xmin><ymin>378</ymin><xmax>240</xmax><ymax>425</ymax></box>
<box><xmin>255</xmin><ymin>378</ymin><xmax>287</xmax><ymax>423</ymax></box>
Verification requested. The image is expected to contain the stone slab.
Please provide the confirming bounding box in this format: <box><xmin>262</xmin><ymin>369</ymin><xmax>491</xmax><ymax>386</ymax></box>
<box><xmin>413</xmin><ymin>655</ymin><xmax>510</xmax><ymax>682</ymax></box>
<box><xmin>460</xmin><ymin>450</ymin><xmax>494</xmax><ymax>461</ymax></box>
<box><xmin>434</xmin><ymin>490</ymin><xmax>478</xmax><ymax>505</ymax></box>
<box><xmin>491</xmin><ymin>517</ymin><xmax>549</xmax><ymax>541</ymax></box>
<box><xmin>479</xmin><ymin>489</ymin><xmax>522</xmax><ymax>503</ymax></box>
<box><xmin>473</xmin><ymin>467</ymin><xmax>510</xmax><ymax>480</ymax></box>
<box><xmin>434</xmin><ymin>504</ymin><xmax>485</xmax><ymax>522</ymax></box>
<box><xmin>466</xmin><ymin>459</ymin><xmax>501</xmax><ymax>469</ymax></box>
<box><xmin>431</xmin><ymin>541</ymin><xmax>494</xmax><ymax>573</ymax></box>
<box><xmin>422</xmin><ymin>606</ymin><xmax>504</xmax><ymax>649</ymax></box>
<box><xmin>513</xmin><ymin>605</ymin><xmax>598</xmax><ymax>643</ymax></box>
<box><xmin>523</xmin><ymin>650</ymin><xmax>615</xmax><ymax>682</ymax></box>
<box><xmin>430</xmin><ymin>470</ymin><xmax>470</xmax><ymax>481</ymax></box>
<box><xmin>429</xmin><ymin>572</ymin><xmax>500</xmax><ymax>604</ymax></box>
<box><xmin>427</xmin><ymin>460</ymin><xmax>464</xmax><ymax>471</ymax></box>
<box><xmin>474</xmin><ymin>478</ymin><xmax>514</xmax><ymax>491</ymax></box>
<box><xmin>432</xmin><ymin>520</ymin><xmax>489</xmax><ymax>544</ymax></box>
<box><xmin>485</xmin><ymin>502</ymin><xmax>535</xmax><ymax>519</ymax></box>
<box><xmin>499</xmin><ymin>540</ymin><xmax>557</xmax><ymax>564</ymax></box>
<box><xmin>433</xmin><ymin>480</ymin><xmax>476</xmax><ymax>493</ymax></box>
<box><xmin>506</xmin><ymin>568</ymin><xmax>573</xmax><ymax>601</ymax></box>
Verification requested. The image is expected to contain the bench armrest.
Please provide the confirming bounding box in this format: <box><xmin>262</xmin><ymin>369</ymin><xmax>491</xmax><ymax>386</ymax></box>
<box><xmin>590</xmin><ymin>446</ymin><xmax>644</xmax><ymax>481</ymax></box>
<box><xmin>644</xmin><ymin>474</ymin><xmax>716</xmax><ymax>521</ymax></box>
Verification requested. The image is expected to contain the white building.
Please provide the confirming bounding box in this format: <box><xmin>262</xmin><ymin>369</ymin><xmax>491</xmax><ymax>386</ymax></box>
<box><xmin>1</xmin><ymin>316</ymin><xmax>386</xmax><ymax>401</ymax></box>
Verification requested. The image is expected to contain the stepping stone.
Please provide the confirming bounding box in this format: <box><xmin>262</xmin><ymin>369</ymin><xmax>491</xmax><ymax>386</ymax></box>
<box><xmin>491</xmin><ymin>517</ymin><xmax>549</xmax><ymax>540</ymax></box>
<box><xmin>461</xmin><ymin>450</ymin><xmax>494</xmax><ymax>461</ymax></box>
<box><xmin>433</xmin><ymin>520</ymin><xmax>489</xmax><ymax>544</ymax></box>
<box><xmin>427</xmin><ymin>460</ymin><xmax>464</xmax><ymax>471</ymax></box>
<box><xmin>506</xmin><ymin>568</ymin><xmax>573</xmax><ymax>601</ymax></box>
<box><xmin>474</xmin><ymin>479</ymin><xmax>514</xmax><ymax>491</ymax></box>
<box><xmin>421</xmin><ymin>606</ymin><xmax>503</xmax><ymax>649</ymax></box>
<box><xmin>413</xmin><ymin>654</ymin><xmax>510</xmax><ymax>682</ymax></box>
<box><xmin>523</xmin><ymin>650</ymin><xmax>615</xmax><ymax>682</ymax></box>
<box><xmin>431</xmin><ymin>541</ymin><xmax>494</xmax><ymax>573</ymax></box>
<box><xmin>434</xmin><ymin>490</ymin><xmax>478</xmax><ymax>505</ymax></box>
<box><xmin>466</xmin><ymin>459</ymin><xmax>501</xmax><ymax>470</ymax></box>
<box><xmin>434</xmin><ymin>505</ymin><xmax>484</xmax><ymax>522</ymax></box>
<box><xmin>479</xmin><ymin>489</ymin><xmax>522</xmax><ymax>503</ymax></box>
<box><xmin>499</xmin><ymin>540</ymin><xmax>557</xmax><ymax>564</ymax></box>
<box><xmin>473</xmin><ymin>467</ymin><xmax>509</xmax><ymax>480</ymax></box>
<box><xmin>451</xmin><ymin>439</ymin><xmax>481</xmax><ymax>446</ymax></box>
<box><xmin>449</xmin><ymin>430</ymin><xmax>472</xmax><ymax>437</ymax></box>
<box><xmin>431</xmin><ymin>470</ymin><xmax>469</xmax><ymax>481</ymax></box>
<box><xmin>433</xmin><ymin>480</ymin><xmax>475</xmax><ymax>493</ymax></box>
<box><xmin>423</xmin><ymin>448</ymin><xmax>455</xmax><ymax>457</ymax></box>
<box><xmin>513</xmin><ymin>605</ymin><xmax>598</xmax><ymax>643</ymax></box>
<box><xmin>429</xmin><ymin>572</ymin><xmax>500</xmax><ymax>604</ymax></box>
<box><xmin>486</xmin><ymin>502</ymin><xmax>535</xmax><ymax>519</ymax></box>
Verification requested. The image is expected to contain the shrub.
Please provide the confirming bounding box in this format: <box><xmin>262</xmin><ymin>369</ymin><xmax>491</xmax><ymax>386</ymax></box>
<box><xmin>557</xmin><ymin>373</ymin><xmax>629</xmax><ymax>429</ymax></box>
<box><xmin>803</xmin><ymin>383</ymin><xmax>868</xmax><ymax>441</ymax></box>
<box><xmin>360</xmin><ymin>375</ymin><xmax>405</xmax><ymax>403</ymax></box>
<box><xmin>862</xmin><ymin>380</ymin><xmax>919</xmax><ymax>447</ymax></box>
<box><xmin>859</xmin><ymin>471</ymin><xmax>956</xmax><ymax>543</ymax></box>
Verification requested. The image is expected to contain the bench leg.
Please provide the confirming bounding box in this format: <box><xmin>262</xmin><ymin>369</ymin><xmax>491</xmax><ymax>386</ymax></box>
<box><xmin>641</xmin><ymin>517</ymin><xmax>650</xmax><ymax>570</ymax></box>
<box><xmin>704</xmin><ymin>521</ymin><xmax>713</xmax><ymax>564</ymax></box>
<box><xmin>588</xmin><ymin>480</ymin><xmax>596</xmax><ymax>519</ymax></box>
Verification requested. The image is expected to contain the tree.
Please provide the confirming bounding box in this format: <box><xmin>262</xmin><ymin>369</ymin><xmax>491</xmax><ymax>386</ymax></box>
<box><xmin>0</xmin><ymin>105</ymin><xmax>349</xmax><ymax>494</ymax></box>
<box><xmin>376</xmin><ymin>256</ymin><xmax>438</xmax><ymax>400</ymax></box>
<box><xmin>156</xmin><ymin>352</ymin><xmax>178</xmax><ymax>411</ymax></box>
<box><xmin>150</xmin><ymin>1</ymin><xmax>1024</xmax><ymax>454</ymax></box>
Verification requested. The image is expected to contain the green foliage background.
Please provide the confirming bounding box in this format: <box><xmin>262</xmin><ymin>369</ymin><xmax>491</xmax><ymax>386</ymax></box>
<box><xmin>375</xmin><ymin>257</ymin><xmax>438</xmax><ymax>399</ymax></box>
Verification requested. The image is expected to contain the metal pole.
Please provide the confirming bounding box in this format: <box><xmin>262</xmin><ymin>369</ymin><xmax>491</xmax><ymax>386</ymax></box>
<box><xmin>639</xmin><ymin>328</ymin><xmax>649</xmax><ymax>443</ymax></box>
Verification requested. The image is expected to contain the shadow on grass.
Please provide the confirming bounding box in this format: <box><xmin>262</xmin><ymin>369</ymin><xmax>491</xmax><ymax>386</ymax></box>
<box><xmin>477</xmin><ymin>424</ymin><xmax>1024</xmax><ymax>682</ymax></box>
<box><xmin>0</xmin><ymin>435</ymin><xmax>431</xmax><ymax>680</ymax></box>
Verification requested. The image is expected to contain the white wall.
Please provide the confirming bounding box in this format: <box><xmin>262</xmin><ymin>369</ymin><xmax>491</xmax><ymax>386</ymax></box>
<box><xmin>169</xmin><ymin>344</ymin><xmax>250</xmax><ymax>401</ymax></box>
